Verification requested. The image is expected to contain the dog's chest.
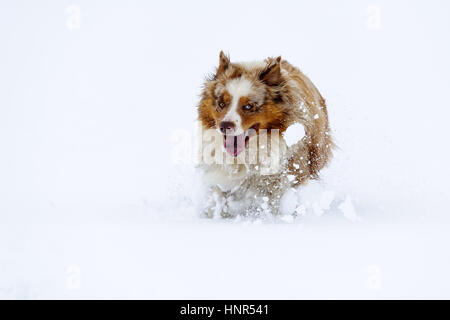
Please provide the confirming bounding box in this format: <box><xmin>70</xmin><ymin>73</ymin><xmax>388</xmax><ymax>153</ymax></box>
<box><xmin>201</xmin><ymin>163</ymin><xmax>248</xmax><ymax>192</ymax></box>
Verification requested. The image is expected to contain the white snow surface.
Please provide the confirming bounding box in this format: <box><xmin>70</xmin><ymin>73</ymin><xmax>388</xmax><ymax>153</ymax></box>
<box><xmin>1</xmin><ymin>0</ymin><xmax>450</xmax><ymax>299</ymax></box>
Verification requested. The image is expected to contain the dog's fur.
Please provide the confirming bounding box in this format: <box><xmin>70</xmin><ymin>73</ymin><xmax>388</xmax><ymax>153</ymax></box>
<box><xmin>197</xmin><ymin>52</ymin><xmax>333</xmax><ymax>217</ymax></box>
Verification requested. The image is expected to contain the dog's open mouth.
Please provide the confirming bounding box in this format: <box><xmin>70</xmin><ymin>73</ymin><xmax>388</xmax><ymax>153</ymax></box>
<box><xmin>223</xmin><ymin>124</ymin><xmax>259</xmax><ymax>157</ymax></box>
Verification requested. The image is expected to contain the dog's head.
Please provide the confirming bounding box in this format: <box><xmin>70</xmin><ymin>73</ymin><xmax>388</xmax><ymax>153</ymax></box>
<box><xmin>199</xmin><ymin>51</ymin><xmax>291</xmax><ymax>157</ymax></box>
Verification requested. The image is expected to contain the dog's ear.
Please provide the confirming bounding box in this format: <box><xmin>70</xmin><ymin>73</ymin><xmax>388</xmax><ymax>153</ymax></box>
<box><xmin>216</xmin><ymin>51</ymin><xmax>230</xmax><ymax>77</ymax></box>
<box><xmin>259</xmin><ymin>56</ymin><xmax>282</xmax><ymax>86</ymax></box>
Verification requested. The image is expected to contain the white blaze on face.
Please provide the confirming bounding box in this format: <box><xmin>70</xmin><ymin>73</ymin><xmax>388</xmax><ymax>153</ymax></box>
<box><xmin>223</xmin><ymin>77</ymin><xmax>253</xmax><ymax>135</ymax></box>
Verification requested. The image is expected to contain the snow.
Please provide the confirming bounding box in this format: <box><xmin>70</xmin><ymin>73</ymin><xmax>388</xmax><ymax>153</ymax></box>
<box><xmin>1</xmin><ymin>0</ymin><xmax>450</xmax><ymax>299</ymax></box>
<box><xmin>296</xmin><ymin>181</ymin><xmax>338</xmax><ymax>217</ymax></box>
<box><xmin>339</xmin><ymin>195</ymin><xmax>360</xmax><ymax>222</ymax></box>
<box><xmin>284</xmin><ymin>123</ymin><xmax>305</xmax><ymax>147</ymax></box>
<box><xmin>280</xmin><ymin>188</ymin><xmax>297</xmax><ymax>215</ymax></box>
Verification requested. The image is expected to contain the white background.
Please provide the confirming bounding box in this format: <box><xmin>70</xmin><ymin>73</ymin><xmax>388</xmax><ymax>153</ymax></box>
<box><xmin>1</xmin><ymin>0</ymin><xmax>450</xmax><ymax>299</ymax></box>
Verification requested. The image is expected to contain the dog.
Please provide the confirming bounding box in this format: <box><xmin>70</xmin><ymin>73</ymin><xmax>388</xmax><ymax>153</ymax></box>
<box><xmin>197</xmin><ymin>52</ymin><xmax>333</xmax><ymax>218</ymax></box>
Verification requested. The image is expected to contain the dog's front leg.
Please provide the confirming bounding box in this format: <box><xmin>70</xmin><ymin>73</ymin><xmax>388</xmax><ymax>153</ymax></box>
<box><xmin>203</xmin><ymin>186</ymin><xmax>227</xmax><ymax>218</ymax></box>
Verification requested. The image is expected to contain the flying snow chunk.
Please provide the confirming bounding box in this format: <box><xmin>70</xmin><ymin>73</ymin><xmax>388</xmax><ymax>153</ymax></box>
<box><xmin>284</xmin><ymin>123</ymin><xmax>305</xmax><ymax>147</ymax></box>
<box><xmin>297</xmin><ymin>181</ymin><xmax>335</xmax><ymax>216</ymax></box>
<box><xmin>295</xmin><ymin>205</ymin><xmax>306</xmax><ymax>216</ymax></box>
<box><xmin>280</xmin><ymin>188</ymin><xmax>298</xmax><ymax>216</ymax></box>
<box><xmin>339</xmin><ymin>196</ymin><xmax>361</xmax><ymax>222</ymax></box>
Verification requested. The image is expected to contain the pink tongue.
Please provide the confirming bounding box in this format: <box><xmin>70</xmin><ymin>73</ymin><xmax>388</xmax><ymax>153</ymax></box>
<box><xmin>224</xmin><ymin>133</ymin><xmax>246</xmax><ymax>156</ymax></box>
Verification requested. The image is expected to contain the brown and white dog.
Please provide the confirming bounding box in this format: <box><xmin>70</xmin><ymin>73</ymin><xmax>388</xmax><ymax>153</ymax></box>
<box><xmin>197</xmin><ymin>52</ymin><xmax>333</xmax><ymax>218</ymax></box>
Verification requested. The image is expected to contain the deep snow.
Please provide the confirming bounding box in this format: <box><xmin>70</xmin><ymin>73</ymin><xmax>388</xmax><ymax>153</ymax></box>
<box><xmin>1</xmin><ymin>0</ymin><xmax>450</xmax><ymax>299</ymax></box>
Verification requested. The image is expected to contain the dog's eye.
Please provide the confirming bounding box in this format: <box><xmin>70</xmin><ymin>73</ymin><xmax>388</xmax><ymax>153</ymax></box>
<box><xmin>242</xmin><ymin>104</ymin><xmax>253</xmax><ymax>111</ymax></box>
<box><xmin>219</xmin><ymin>102</ymin><xmax>225</xmax><ymax>108</ymax></box>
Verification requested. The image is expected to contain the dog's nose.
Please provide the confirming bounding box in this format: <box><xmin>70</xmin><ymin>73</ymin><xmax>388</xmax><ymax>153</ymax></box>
<box><xmin>219</xmin><ymin>121</ymin><xmax>235</xmax><ymax>134</ymax></box>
